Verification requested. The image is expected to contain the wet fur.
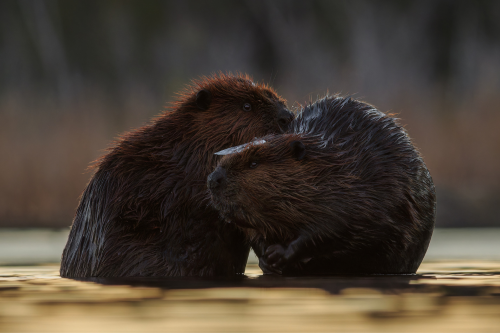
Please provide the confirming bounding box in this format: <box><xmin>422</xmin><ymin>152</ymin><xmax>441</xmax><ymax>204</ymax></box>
<box><xmin>210</xmin><ymin>96</ymin><xmax>436</xmax><ymax>275</ymax></box>
<box><xmin>60</xmin><ymin>73</ymin><xmax>292</xmax><ymax>277</ymax></box>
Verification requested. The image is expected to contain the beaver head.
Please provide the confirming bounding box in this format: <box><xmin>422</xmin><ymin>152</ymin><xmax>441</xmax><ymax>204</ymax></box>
<box><xmin>207</xmin><ymin>134</ymin><xmax>341</xmax><ymax>243</ymax></box>
<box><xmin>171</xmin><ymin>74</ymin><xmax>294</xmax><ymax>152</ymax></box>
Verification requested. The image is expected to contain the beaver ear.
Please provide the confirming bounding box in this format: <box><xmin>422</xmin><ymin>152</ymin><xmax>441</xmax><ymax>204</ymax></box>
<box><xmin>196</xmin><ymin>89</ymin><xmax>212</xmax><ymax>110</ymax></box>
<box><xmin>290</xmin><ymin>140</ymin><xmax>306</xmax><ymax>160</ymax></box>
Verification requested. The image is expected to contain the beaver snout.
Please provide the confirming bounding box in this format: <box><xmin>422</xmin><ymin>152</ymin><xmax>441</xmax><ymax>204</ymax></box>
<box><xmin>207</xmin><ymin>167</ymin><xmax>227</xmax><ymax>190</ymax></box>
<box><xmin>277</xmin><ymin>107</ymin><xmax>294</xmax><ymax>132</ymax></box>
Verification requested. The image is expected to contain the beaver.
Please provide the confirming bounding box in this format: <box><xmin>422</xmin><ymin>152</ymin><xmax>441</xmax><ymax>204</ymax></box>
<box><xmin>208</xmin><ymin>95</ymin><xmax>436</xmax><ymax>275</ymax></box>
<box><xmin>60</xmin><ymin>73</ymin><xmax>294</xmax><ymax>277</ymax></box>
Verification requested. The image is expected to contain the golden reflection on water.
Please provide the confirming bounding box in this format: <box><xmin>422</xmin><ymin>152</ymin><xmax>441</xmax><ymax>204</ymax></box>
<box><xmin>0</xmin><ymin>262</ymin><xmax>499</xmax><ymax>332</ymax></box>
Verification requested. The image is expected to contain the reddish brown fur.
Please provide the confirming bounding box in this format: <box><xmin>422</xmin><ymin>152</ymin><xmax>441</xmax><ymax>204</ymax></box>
<box><xmin>209</xmin><ymin>96</ymin><xmax>436</xmax><ymax>275</ymax></box>
<box><xmin>212</xmin><ymin>135</ymin><xmax>338</xmax><ymax>243</ymax></box>
<box><xmin>60</xmin><ymin>73</ymin><xmax>293</xmax><ymax>277</ymax></box>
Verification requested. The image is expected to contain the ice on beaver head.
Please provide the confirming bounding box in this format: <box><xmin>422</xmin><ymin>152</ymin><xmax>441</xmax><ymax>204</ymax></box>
<box><xmin>214</xmin><ymin>139</ymin><xmax>267</xmax><ymax>156</ymax></box>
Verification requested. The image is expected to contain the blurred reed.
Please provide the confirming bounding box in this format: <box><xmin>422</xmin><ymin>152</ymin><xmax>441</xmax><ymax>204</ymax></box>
<box><xmin>1</xmin><ymin>88</ymin><xmax>500</xmax><ymax>227</ymax></box>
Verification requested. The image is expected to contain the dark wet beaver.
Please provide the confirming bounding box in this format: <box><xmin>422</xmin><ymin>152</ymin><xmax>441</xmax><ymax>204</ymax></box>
<box><xmin>208</xmin><ymin>96</ymin><xmax>436</xmax><ymax>275</ymax></box>
<box><xmin>60</xmin><ymin>73</ymin><xmax>294</xmax><ymax>277</ymax></box>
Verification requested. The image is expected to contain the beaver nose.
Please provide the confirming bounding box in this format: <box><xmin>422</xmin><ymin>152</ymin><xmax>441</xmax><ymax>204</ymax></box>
<box><xmin>277</xmin><ymin>107</ymin><xmax>294</xmax><ymax>131</ymax></box>
<box><xmin>207</xmin><ymin>167</ymin><xmax>227</xmax><ymax>190</ymax></box>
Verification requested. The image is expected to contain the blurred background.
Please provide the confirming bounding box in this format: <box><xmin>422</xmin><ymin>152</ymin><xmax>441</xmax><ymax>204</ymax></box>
<box><xmin>1</xmin><ymin>4</ymin><xmax>500</xmax><ymax>333</ymax></box>
<box><xmin>1</xmin><ymin>0</ymin><xmax>499</xmax><ymax>234</ymax></box>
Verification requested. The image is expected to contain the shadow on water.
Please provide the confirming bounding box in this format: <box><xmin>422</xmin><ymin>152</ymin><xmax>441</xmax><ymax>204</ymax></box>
<box><xmin>76</xmin><ymin>273</ymin><xmax>436</xmax><ymax>295</ymax></box>
<box><xmin>74</xmin><ymin>263</ymin><xmax>500</xmax><ymax>297</ymax></box>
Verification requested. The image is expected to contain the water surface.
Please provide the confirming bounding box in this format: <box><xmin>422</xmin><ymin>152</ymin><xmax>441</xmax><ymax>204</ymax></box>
<box><xmin>0</xmin><ymin>261</ymin><xmax>499</xmax><ymax>332</ymax></box>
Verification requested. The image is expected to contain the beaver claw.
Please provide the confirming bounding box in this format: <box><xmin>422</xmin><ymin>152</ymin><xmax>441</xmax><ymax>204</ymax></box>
<box><xmin>258</xmin><ymin>257</ymin><xmax>281</xmax><ymax>274</ymax></box>
<box><xmin>258</xmin><ymin>234</ymin><xmax>313</xmax><ymax>275</ymax></box>
<box><xmin>258</xmin><ymin>244</ymin><xmax>296</xmax><ymax>274</ymax></box>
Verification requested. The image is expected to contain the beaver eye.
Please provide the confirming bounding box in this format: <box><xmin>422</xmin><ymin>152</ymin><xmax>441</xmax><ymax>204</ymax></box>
<box><xmin>243</xmin><ymin>103</ymin><xmax>252</xmax><ymax>111</ymax></box>
<box><xmin>249</xmin><ymin>161</ymin><xmax>258</xmax><ymax>169</ymax></box>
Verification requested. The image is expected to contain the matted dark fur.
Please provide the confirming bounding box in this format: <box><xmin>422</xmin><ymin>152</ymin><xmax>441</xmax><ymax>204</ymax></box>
<box><xmin>208</xmin><ymin>96</ymin><xmax>436</xmax><ymax>275</ymax></box>
<box><xmin>60</xmin><ymin>73</ymin><xmax>293</xmax><ymax>277</ymax></box>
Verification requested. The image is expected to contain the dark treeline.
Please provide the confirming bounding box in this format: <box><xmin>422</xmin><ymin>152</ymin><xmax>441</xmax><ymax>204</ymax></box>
<box><xmin>1</xmin><ymin>0</ymin><xmax>500</xmax><ymax>227</ymax></box>
<box><xmin>2</xmin><ymin>0</ymin><xmax>500</xmax><ymax>104</ymax></box>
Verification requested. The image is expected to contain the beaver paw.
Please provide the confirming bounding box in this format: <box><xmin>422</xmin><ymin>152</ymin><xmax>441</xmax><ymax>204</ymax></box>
<box><xmin>259</xmin><ymin>244</ymin><xmax>296</xmax><ymax>274</ymax></box>
<box><xmin>258</xmin><ymin>257</ymin><xmax>280</xmax><ymax>275</ymax></box>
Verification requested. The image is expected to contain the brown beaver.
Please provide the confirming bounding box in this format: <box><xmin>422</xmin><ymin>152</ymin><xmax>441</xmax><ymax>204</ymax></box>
<box><xmin>60</xmin><ymin>73</ymin><xmax>294</xmax><ymax>277</ymax></box>
<box><xmin>208</xmin><ymin>95</ymin><xmax>436</xmax><ymax>275</ymax></box>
